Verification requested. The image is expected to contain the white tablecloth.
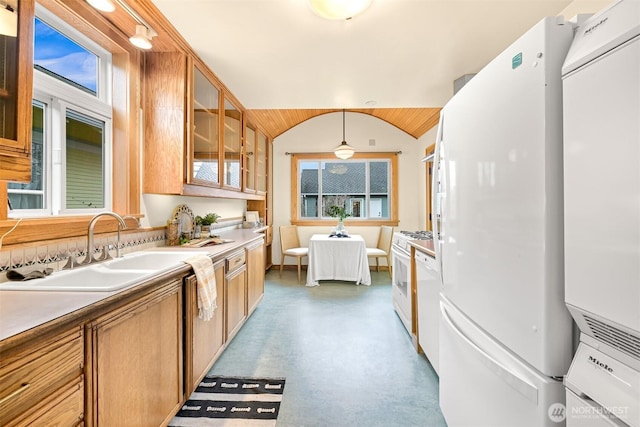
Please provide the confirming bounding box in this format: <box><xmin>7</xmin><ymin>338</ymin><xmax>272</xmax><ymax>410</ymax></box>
<box><xmin>306</xmin><ymin>234</ymin><xmax>371</xmax><ymax>286</ymax></box>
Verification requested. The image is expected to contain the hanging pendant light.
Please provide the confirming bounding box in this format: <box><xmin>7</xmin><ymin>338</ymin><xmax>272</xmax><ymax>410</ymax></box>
<box><xmin>334</xmin><ymin>109</ymin><xmax>355</xmax><ymax>160</ymax></box>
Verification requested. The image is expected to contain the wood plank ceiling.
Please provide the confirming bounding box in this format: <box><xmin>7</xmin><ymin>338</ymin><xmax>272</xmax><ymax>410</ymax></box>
<box><xmin>247</xmin><ymin>108</ymin><xmax>441</xmax><ymax>140</ymax></box>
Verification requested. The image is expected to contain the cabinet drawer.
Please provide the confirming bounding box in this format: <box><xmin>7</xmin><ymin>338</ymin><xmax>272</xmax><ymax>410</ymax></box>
<box><xmin>0</xmin><ymin>327</ymin><xmax>84</xmax><ymax>424</ymax></box>
<box><xmin>5</xmin><ymin>375</ymin><xmax>84</xmax><ymax>427</ymax></box>
<box><xmin>226</xmin><ymin>250</ymin><xmax>246</xmax><ymax>273</ymax></box>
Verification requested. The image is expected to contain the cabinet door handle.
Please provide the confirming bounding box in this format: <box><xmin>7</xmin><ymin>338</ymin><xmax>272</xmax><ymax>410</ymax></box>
<box><xmin>0</xmin><ymin>382</ymin><xmax>31</xmax><ymax>405</ymax></box>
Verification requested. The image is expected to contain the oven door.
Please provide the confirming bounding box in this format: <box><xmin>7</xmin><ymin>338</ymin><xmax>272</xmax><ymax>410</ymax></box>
<box><xmin>391</xmin><ymin>243</ymin><xmax>412</xmax><ymax>335</ymax></box>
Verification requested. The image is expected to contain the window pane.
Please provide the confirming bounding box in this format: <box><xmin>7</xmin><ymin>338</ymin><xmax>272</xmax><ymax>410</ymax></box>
<box><xmin>8</xmin><ymin>102</ymin><xmax>46</xmax><ymax>210</ymax></box>
<box><xmin>66</xmin><ymin>109</ymin><xmax>104</xmax><ymax>209</ymax></box>
<box><xmin>321</xmin><ymin>161</ymin><xmax>365</xmax><ymax>218</ymax></box>
<box><xmin>299</xmin><ymin>161</ymin><xmax>319</xmax><ymax>218</ymax></box>
<box><xmin>8</xmin><ymin>192</ymin><xmax>44</xmax><ymax>210</ymax></box>
<box><xmin>370</xmin><ymin>161</ymin><xmax>389</xmax><ymax>218</ymax></box>
<box><xmin>34</xmin><ymin>18</ymin><xmax>98</xmax><ymax>95</ymax></box>
<box><xmin>294</xmin><ymin>155</ymin><xmax>394</xmax><ymax>222</ymax></box>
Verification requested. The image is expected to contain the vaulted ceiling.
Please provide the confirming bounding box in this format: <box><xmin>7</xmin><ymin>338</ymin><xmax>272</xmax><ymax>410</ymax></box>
<box><xmin>247</xmin><ymin>108</ymin><xmax>441</xmax><ymax>140</ymax></box>
<box><xmin>143</xmin><ymin>0</ymin><xmax>605</xmax><ymax>139</ymax></box>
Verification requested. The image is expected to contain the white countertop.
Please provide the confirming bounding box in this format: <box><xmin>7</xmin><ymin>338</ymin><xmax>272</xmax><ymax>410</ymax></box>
<box><xmin>0</xmin><ymin>228</ymin><xmax>264</xmax><ymax>342</ymax></box>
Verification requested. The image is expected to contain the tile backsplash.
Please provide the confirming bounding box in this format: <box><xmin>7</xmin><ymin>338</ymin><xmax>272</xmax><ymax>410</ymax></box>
<box><xmin>0</xmin><ymin>218</ymin><xmax>244</xmax><ymax>283</ymax></box>
<box><xmin>0</xmin><ymin>229</ymin><xmax>167</xmax><ymax>282</ymax></box>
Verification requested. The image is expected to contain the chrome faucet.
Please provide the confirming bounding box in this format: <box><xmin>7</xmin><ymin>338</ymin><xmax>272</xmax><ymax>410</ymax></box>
<box><xmin>82</xmin><ymin>212</ymin><xmax>128</xmax><ymax>265</ymax></box>
<box><xmin>122</xmin><ymin>215</ymin><xmax>141</xmax><ymax>229</ymax></box>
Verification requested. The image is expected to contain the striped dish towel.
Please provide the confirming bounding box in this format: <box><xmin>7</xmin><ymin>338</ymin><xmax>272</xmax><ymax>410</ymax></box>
<box><xmin>185</xmin><ymin>255</ymin><xmax>217</xmax><ymax>321</ymax></box>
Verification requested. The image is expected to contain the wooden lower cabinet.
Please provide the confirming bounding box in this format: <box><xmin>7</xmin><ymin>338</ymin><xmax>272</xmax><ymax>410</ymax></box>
<box><xmin>184</xmin><ymin>260</ymin><xmax>225</xmax><ymax>396</ymax></box>
<box><xmin>85</xmin><ymin>280</ymin><xmax>183</xmax><ymax>427</ymax></box>
<box><xmin>246</xmin><ymin>240</ymin><xmax>265</xmax><ymax>316</ymax></box>
<box><xmin>6</xmin><ymin>376</ymin><xmax>84</xmax><ymax>427</ymax></box>
<box><xmin>0</xmin><ymin>239</ymin><xmax>268</xmax><ymax>427</ymax></box>
<box><xmin>0</xmin><ymin>326</ymin><xmax>84</xmax><ymax>426</ymax></box>
<box><xmin>226</xmin><ymin>251</ymin><xmax>247</xmax><ymax>342</ymax></box>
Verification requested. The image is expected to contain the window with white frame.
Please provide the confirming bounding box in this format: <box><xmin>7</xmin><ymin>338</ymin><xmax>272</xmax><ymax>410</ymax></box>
<box><xmin>7</xmin><ymin>6</ymin><xmax>112</xmax><ymax>216</ymax></box>
<box><xmin>292</xmin><ymin>153</ymin><xmax>397</xmax><ymax>223</ymax></box>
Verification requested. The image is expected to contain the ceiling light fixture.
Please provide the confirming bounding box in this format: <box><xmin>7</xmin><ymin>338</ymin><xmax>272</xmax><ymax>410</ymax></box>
<box><xmin>129</xmin><ymin>24</ymin><xmax>153</xmax><ymax>50</ymax></box>
<box><xmin>86</xmin><ymin>0</ymin><xmax>116</xmax><ymax>12</ymax></box>
<box><xmin>334</xmin><ymin>109</ymin><xmax>355</xmax><ymax>160</ymax></box>
<box><xmin>86</xmin><ymin>0</ymin><xmax>157</xmax><ymax>50</ymax></box>
<box><xmin>308</xmin><ymin>0</ymin><xmax>373</xmax><ymax>20</ymax></box>
<box><xmin>0</xmin><ymin>2</ymin><xmax>17</xmax><ymax>37</ymax></box>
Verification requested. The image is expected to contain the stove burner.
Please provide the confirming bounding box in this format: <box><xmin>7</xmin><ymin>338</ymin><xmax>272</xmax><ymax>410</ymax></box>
<box><xmin>399</xmin><ymin>230</ymin><xmax>433</xmax><ymax>240</ymax></box>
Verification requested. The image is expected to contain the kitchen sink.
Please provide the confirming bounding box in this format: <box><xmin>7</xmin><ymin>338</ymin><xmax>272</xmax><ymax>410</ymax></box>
<box><xmin>0</xmin><ymin>250</ymin><xmax>209</xmax><ymax>292</ymax></box>
<box><xmin>101</xmin><ymin>250</ymin><xmax>209</xmax><ymax>270</ymax></box>
<box><xmin>0</xmin><ymin>266</ymin><xmax>152</xmax><ymax>292</ymax></box>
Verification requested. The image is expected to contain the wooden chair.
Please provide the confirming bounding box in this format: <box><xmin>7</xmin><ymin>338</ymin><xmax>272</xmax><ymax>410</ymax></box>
<box><xmin>279</xmin><ymin>225</ymin><xmax>308</xmax><ymax>283</ymax></box>
<box><xmin>366</xmin><ymin>226</ymin><xmax>393</xmax><ymax>278</ymax></box>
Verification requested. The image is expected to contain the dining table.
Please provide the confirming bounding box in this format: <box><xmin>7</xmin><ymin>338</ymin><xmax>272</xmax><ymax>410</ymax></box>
<box><xmin>305</xmin><ymin>233</ymin><xmax>372</xmax><ymax>287</ymax></box>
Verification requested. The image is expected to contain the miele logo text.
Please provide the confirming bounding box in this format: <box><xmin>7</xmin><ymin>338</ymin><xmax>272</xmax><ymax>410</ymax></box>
<box><xmin>584</xmin><ymin>17</ymin><xmax>608</xmax><ymax>36</ymax></box>
<box><xmin>588</xmin><ymin>355</ymin><xmax>613</xmax><ymax>373</ymax></box>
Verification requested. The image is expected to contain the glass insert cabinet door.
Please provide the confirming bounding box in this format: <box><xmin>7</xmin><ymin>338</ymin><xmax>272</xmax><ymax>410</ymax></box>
<box><xmin>191</xmin><ymin>65</ymin><xmax>220</xmax><ymax>186</ymax></box>
<box><xmin>244</xmin><ymin>124</ymin><xmax>256</xmax><ymax>192</ymax></box>
<box><xmin>257</xmin><ymin>130</ymin><xmax>267</xmax><ymax>193</ymax></box>
<box><xmin>0</xmin><ymin>0</ymin><xmax>35</xmax><ymax>182</ymax></box>
<box><xmin>223</xmin><ymin>98</ymin><xmax>241</xmax><ymax>189</ymax></box>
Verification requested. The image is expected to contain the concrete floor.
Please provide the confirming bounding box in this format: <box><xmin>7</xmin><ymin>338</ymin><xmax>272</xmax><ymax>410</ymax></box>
<box><xmin>208</xmin><ymin>269</ymin><xmax>447</xmax><ymax>427</ymax></box>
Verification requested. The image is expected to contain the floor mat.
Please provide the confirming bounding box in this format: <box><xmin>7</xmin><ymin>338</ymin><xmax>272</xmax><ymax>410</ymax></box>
<box><xmin>169</xmin><ymin>376</ymin><xmax>286</xmax><ymax>426</ymax></box>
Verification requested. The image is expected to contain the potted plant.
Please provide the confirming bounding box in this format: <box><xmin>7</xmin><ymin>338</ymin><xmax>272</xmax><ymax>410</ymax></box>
<box><xmin>327</xmin><ymin>205</ymin><xmax>350</xmax><ymax>233</ymax></box>
<box><xmin>196</xmin><ymin>213</ymin><xmax>220</xmax><ymax>237</ymax></box>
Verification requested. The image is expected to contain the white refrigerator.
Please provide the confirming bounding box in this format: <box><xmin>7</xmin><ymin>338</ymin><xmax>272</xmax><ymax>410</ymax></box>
<box><xmin>434</xmin><ymin>16</ymin><xmax>576</xmax><ymax>426</ymax></box>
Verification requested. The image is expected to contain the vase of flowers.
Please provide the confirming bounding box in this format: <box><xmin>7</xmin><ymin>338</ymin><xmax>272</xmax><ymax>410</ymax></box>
<box><xmin>327</xmin><ymin>205</ymin><xmax>350</xmax><ymax>234</ymax></box>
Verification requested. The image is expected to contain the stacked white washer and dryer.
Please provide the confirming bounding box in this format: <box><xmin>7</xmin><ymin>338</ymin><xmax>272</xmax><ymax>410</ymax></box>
<box><xmin>562</xmin><ymin>1</ymin><xmax>640</xmax><ymax>426</ymax></box>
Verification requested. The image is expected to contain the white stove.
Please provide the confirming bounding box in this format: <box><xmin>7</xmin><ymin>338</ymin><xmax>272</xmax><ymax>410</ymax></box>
<box><xmin>392</xmin><ymin>230</ymin><xmax>433</xmax><ymax>251</ymax></box>
<box><xmin>391</xmin><ymin>230</ymin><xmax>433</xmax><ymax>337</ymax></box>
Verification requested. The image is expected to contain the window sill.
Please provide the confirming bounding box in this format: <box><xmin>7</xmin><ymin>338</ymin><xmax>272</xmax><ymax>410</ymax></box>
<box><xmin>0</xmin><ymin>215</ymin><xmax>143</xmax><ymax>247</ymax></box>
<box><xmin>291</xmin><ymin>219</ymin><xmax>398</xmax><ymax>227</ymax></box>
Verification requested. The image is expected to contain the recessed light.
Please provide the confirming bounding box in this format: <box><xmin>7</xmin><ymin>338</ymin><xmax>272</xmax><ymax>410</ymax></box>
<box><xmin>87</xmin><ymin>0</ymin><xmax>116</xmax><ymax>13</ymax></box>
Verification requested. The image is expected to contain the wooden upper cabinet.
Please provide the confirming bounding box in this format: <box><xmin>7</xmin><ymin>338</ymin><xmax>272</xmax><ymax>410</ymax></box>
<box><xmin>244</xmin><ymin>123</ymin><xmax>256</xmax><ymax>192</ymax></box>
<box><xmin>190</xmin><ymin>63</ymin><xmax>220</xmax><ymax>187</ymax></box>
<box><xmin>257</xmin><ymin>130</ymin><xmax>268</xmax><ymax>193</ymax></box>
<box><xmin>222</xmin><ymin>97</ymin><xmax>242</xmax><ymax>190</ymax></box>
<box><xmin>143</xmin><ymin>51</ymin><xmax>187</xmax><ymax>195</ymax></box>
<box><xmin>143</xmin><ymin>53</ymin><xmax>266</xmax><ymax>199</ymax></box>
<box><xmin>0</xmin><ymin>0</ymin><xmax>34</xmax><ymax>182</ymax></box>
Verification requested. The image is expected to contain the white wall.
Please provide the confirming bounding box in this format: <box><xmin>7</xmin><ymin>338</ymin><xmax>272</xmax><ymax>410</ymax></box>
<box><xmin>141</xmin><ymin>194</ymin><xmax>245</xmax><ymax>228</ymax></box>
<box><xmin>560</xmin><ymin>0</ymin><xmax>612</xmax><ymax>20</ymax></box>
<box><xmin>272</xmin><ymin>111</ymin><xmax>433</xmax><ymax>266</ymax></box>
